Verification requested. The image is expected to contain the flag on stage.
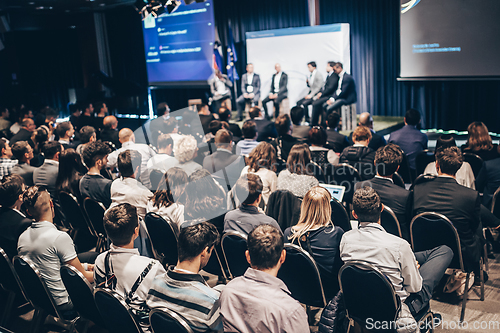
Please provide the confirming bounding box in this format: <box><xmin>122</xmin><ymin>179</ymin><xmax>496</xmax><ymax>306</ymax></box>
<box><xmin>213</xmin><ymin>26</ymin><xmax>223</xmax><ymax>71</ymax></box>
<box><xmin>226</xmin><ymin>25</ymin><xmax>239</xmax><ymax>82</ymax></box>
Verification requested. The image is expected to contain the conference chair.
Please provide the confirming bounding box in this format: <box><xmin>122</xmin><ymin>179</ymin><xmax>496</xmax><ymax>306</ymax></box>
<box><xmin>60</xmin><ymin>265</ymin><xmax>107</xmax><ymax>331</ymax></box>
<box><xmin>149</xmin><ymin>169</ymin><xmax>164</xmax><ymax>191</ymax></box>
<box><xmin>277</xmin><ymin>244</ymin><xmax>327</xmax><ymax>308</ymax></box>
<box><xmin>82</xmin><ymin>197</ymin><xmax>108</xmax><ymax>253</ymax></box>
<box><xmin>59</xmin><ymin>191</ymin><xmax>97</xmax><ymax>251</ymax></box>
<box><xmin>265</xmin><ymin>190</ymin><xmax>302</xmax><ymax>232</ymax></box>
<box><xmin>93</xmin><ymin>288</ymin><xmax>142</xmax><ymax>333</ymax></box>
<box><xmin>415</xmin><ymin>149</ymin><xmax>435</xmax><ymax>177</ymax></box>
<box><xmin>392</xmin><ymin>172</ymin><xmax>405</xmax><ymax>189</ymax></box>
<box><xmin>324</xmin><ymin>163</ymin><xmax>361</xmax><ymax>204</ymax></box>
<box><xmin>398</xmin><ymin>153</ymin><xmax>414</xmax><ymax>184</ymax></box>
<box><xmin>462</xmin><ymin>152</ymin><xmax>483</xmax><ymax>178</ymax></box>
<box><xmin>409</xmin><ymin>174</ymin><xmax>436</xmax><ymax>191</ymax></box>
<box><xmin>410</xmin><ymin>212</ymin><xmax>485</xmax><ymax>322</ymax></box>
<box><xmin>380</xmin><ymin>206</ymin><xmax>402</xmax><ymax>238</ymax></box>
<box><xmin>310</xmin><ymin>161</ymin><xmax>326</xmax><ymax>183</ymax></box>
<box><xmin>149</xmin><ymin>308</ymin><xmax>194</xmax><ymax>333</ymax></box>
<box><xmin>339</xmin><ymin>261</ymin><xmax>434</xmax><ymax>333</ymax></box>
<box><xmin>13</xmin><ymin>255</ymin><xmax>79</xmax><ymax>333</ymax></box>
<box><xmin>221</xmin><ymin>231</ymin><xmax>249</xmax><ymax>279</ymax></box>
<box><xmin>331</xmin><ymin>198</ymin><xmax>351</xmax><ymax>232</ymax></box>
<box><xmin>490</xmin><ymin>187</ymin><xmax>500</xmax><ymax>220</ymax></box>
<box><xmin>0</xmin><ymin>248</ymin><xmax>28</xmax><ymax>326</ymax></box>
<box><xmin>144</xmin><ymin>212</ymin><xmax>178</xmax><ymax>267</ymax></box>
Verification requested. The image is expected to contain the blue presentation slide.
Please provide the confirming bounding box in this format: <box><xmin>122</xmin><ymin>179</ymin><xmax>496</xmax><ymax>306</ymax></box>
<box><xmin>142</xmin><ymin>0</ymin><xmax>215</xmax><ymax>85</ymax></box>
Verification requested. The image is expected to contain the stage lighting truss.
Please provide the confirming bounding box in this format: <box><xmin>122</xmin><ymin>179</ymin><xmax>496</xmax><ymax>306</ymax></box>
<box><xmin>137</xmin><ymin>0</ymin><xmax>207</xmax><ymax>20</ymax></box>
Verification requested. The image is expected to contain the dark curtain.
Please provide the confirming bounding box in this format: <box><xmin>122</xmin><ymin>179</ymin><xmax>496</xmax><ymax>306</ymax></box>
<box><xmin>319</xmin><ymin>0</ymin><xmax>500</xmax><ymax>132</ymax></box>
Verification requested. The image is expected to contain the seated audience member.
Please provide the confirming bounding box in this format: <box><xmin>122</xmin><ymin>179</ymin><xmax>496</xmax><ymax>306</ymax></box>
<box><xmin>204</xmin><ymin>120</ymin><xmax>225</xmax><ymax>145</ymax></box>
<box><xmin>10</xmin><ymin>118</ymin><xmax>36</xmax><ymax>148</ymax></box>
<box><xmin>240</xmin><ymin>142</ymin><xmax>277</xmax><ymax>205</ymax></box>
<box><xmin>80</xmin><ymin>141</ymin><xmax>113</xmax><ymax>207</ymax></box>
<box><xmin>203</xmin><ymin>129</ymin><xmax>245</xmax><ymax>188</ymax></box>
<box><xmin>11</xmin><ymin>141</ymin><xmax>35</xmax><ymax>185</ymax></box>
<box><xmin>236</xmin><ymin>120</ymin><xmax>259</xmax><ymax>155</ymax></box>
<box><xmin>424</xmin><ymin>135</ymin><xmax>475</xmax><ymax>189</ymax></box>
<box><xmin>109</xmin><ymin>150</ymin><xmax>152</xmax><ymax>220</ymax></box>
<box><xmin>161</xmin><ymin>117</ymin><xmax>182</xmax><ymax>146</ymax></box>
<box><xmin>290</xmin><ymin>106</ymin><xmax>310</xmax><ymax>141</ymax></box>
<box><xmin>76</xmin><ymin>126</ymin><xmax>96</xmax><ymax>156</ymax></box>
<box><xmin>18</xmin><ymin>186</ymin><xmax>95</xmax><ymax>318</ymax></box>
<box><xmin>277</xmin><ymin>143</ymin><xmax>319</xmax><ymax>198</ymax></box>
<box><xmin>284</xmin><ymin>186</ymin><xmax>344</xmax><ymax>298</ymax></box>
<box><xmin>0</xmin><ymin>138</ymin><xmax>16</xmax><ymax>178</ymax></box>
<box><xmin>147</xmin><ymin>167</ymin><xmax>187</xmax><ymax>228</ymax></box>
<box><xmin>348</xmin><ymin>112</ymin><xmax>386</xmax><ymax>151</ymax></box>
<box><xmin>94</xmin><ymin>204</ymin><xmax>166</xmax><ymax>314</ymax></box>
<box><xmin>308</xmin><ymin>126</ymin><xmax>339</xmax><ymax>166</ymax></box>
<box><xmin>413</xmin><ymin>147</ymin><xmax>483</xmax><ymax>275</ymax></box>
<box><xmin>147</xmin><ymin>221</ymin><xmax>223</xmax><ymax>333</ymax></box>
<box><xmin>341</xmin><ymin>187</ymin><xmax>453</xmax><ymax>319</ymax></box>
<box><xmin>147</xmin><ymin>134</ymin><xmax>174</xmax><ymax>171</ymax></box>
<box><xmin>100</xmin><ymin>115</ymin><xmax>121</xmax><ymax>149</ymax></box>
<box><xmin>356</xmin><ymin>144</ymin><xmax>411</xmax><ymax>240</ymax></box>
<box><xmin>107</xmin><ymin>128</ymin><xmax>156</xmax><ymax>189</ymax></box>
<box><xmin>270</xmin><ymin>114</ymin><xmax>298</xmax><ymax>163</ymax></box>
<box><xmin>325</xmin><ymin>112</ymin><xmax>350</xmax><ymax>153</ymax></box>
<box><xmin>218</xmin><ymin>107</ymin><xmax>242</xmax><ymax>138</ymax></box>
<box><xmin>156</xmin><ymin>135</ymin><xmax>202</xmax><ymax>175</ymax></box>
<box><xmin>31</xmin><ymin>126</ymin><xmax>49</xmax><ymax>167</ymax></box>
<box><xmin>0</xmin><ymin>106</ymin><xmax>11</xmax><ymax>135</ymax></box>
<box><xmin>340</xmin><ymin>126</ymin><xmax>376</xmax><ymax>180</ymax></box>
<box><xmin>0</xmin><ymin>174</ymin><xmax>32</xmax><ymax>258</ymax></box>
<box><xmin>220</xmin><ymin>224</ymin><xmax>309</xmax><ymax>332</ymax></box>
<box><xmin>9</xmin><ymin>108</ymin><xmax>32</xmax><ymax>136</ymax></box>
<box><xmin>476</xmin><ymin>155</ymin><xmax>500</xmax><ymax>209</ymax></box>
<box><xmin>224</xmin><ymin>174</ymin><xmax>280</xmax><ymax>235</ymax></box>
<box><xmin>56</xmin><ymin>121</ymin><xmax>76</xmax><ymax>149</ymax></box>
<box><xmin>249</xmin><ymin>107</ymin><xmax>278</xmax><ymax>142</ymax></box>
<box><xmin>93</xmin><ymin>102</ymin><xmax>108</xmax><ymax>134</ymax></box>
<box><xmin>462</xmin><ymin>121</ymin><xmax>500</xmax><ymax>161</ymax></box>
<box><xmin>33</xmin><ymin>141</ymin><xmax>62</xmax><ymax>196</ymax></box>
<box><xmin>68</xmin><ymin>104</ymin><xmax>81</xmax><ymax>134</ymax></box>
<box><xmin>56</xmin><ymin>149</ymin><xmax>86</xmax><ymax>202</ymax></box>
<box><xmin>196</xmin><ymin>103</ymin><xmax>216</xmax><ymax>135</ymax></box>
<box><xmin>149</xmin><ymin>102</ymin><xmax>170</xmax><ymax>147</ymax></box>
<box><xmin>388</xmin><ymin>109</ymin><xmax>428</xmax><ymax>171</ymax></box>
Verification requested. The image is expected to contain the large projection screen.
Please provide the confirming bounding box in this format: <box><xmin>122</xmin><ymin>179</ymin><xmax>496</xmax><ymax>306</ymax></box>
<box><xmin>246</xmin><ymin>24</ymin><xmax>350</xmax><ymax>105</ymax></box>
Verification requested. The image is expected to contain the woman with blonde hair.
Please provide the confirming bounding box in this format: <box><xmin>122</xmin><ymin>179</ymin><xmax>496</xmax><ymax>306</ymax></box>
<box><xmin>463</xmin><ymin>121</ymin><xmax>500</xmax><ymax>161</ymax></box>
<box><xmin>284</xmin><ymin>186</ymin><xmax>344</xmax><ymax>298</ymax></box>
<box><xmin>240</xmin><ymin>142</ymin><xmax>277</xmax><ymax>205</ymax></box>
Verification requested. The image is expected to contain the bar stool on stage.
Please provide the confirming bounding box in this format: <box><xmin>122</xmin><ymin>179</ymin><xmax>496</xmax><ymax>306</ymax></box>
<box><xmin>340</xmin><ymin>104</ymin><xmax>357</xmax><ymax>131</ymax></box>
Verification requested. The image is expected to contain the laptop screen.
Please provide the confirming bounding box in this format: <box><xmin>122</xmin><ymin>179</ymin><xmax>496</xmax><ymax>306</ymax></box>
<box><xmin>319</xmin><ymin>184</ymin><xmax>345</xmax><ymax>202</ymax></box>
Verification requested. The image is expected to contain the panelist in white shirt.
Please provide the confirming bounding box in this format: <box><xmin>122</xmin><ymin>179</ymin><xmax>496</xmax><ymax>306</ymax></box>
<box><xmin>262</xmin><ymin>63</ymin><xmax>288</xmax><ymax>120</ymax></box>
<box><xmin>236</xmin><ymin>63</ymin><xmax>261</xmax><ymax>121</ymax></box>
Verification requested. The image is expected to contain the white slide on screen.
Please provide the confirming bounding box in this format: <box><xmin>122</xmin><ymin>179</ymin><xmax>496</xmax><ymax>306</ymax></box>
<box><xmin>246</xmin><ymin>24</ymin><xmax>350</xmax><ymax>106</ymax></box>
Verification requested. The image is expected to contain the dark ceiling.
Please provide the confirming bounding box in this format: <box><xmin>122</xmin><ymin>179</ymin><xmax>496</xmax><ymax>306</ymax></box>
<box><xmin>0</xmin><ymin>0</ymin><xmax>138</xmax><ymax>13</ymax></box>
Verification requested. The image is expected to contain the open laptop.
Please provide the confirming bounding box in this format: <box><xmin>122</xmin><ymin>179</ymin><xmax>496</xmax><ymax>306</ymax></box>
<box><xmin>319</xmin><ymin>184</ymin><xmax>345</xmax><ymax>203</ymax></box>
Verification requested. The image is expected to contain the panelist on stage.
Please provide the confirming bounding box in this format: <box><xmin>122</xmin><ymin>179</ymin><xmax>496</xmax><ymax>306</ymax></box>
<box><xmin>311</xmin><ymin>61</ymin><xmax>339</xmax><ymax>126</ymax></box>
<box><xmin>262</xmin><ymin>63</ymin><xmax>288</xmax><ymax>120</ymax></box>
<box><xmin>323</xmin><ymin>62</ymin><xmax>357</xmax><ymax>114</ymax></box>
<box><xmin>209</xmin><ymin>69</ymin><xmax>233</xmax><ymax>113</ymax></box>
<box><xmin>296</xmin><ymin>61</ymin><xmax>323</xmax><ymax>123</ymax></box>
<box><xmin>236</xmin><ymin>63</ymin><xmax>261</xmax><ymax>121</ymax></box>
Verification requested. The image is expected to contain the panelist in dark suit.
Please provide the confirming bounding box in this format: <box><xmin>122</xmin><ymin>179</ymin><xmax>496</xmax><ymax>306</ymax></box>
<box><xmin>296</xmin><ymin>61</ymin><xmax>324</xmax><ymax>123</ymax></box>
<box><xmin>324</xmin><ymin>62</ymin><xmax>357</xmax><ymax>113</ymax></box>
<box><xmin>262</xmin><ymin>63</ymin><xmax>288</xmax><ymax>120</ymax></box>
<box><xmin>413</xmin><ymin>147</ymin><xmax>482</xmax><ymax>273</ymax></box>
<box><xmin>311</xmin><ymin>61</ymin><xmax>339</xmax><ymax>126</ymax></box>
<box><xmin>248</xmin><ymin>107</ymin><xmax>277</xmax><ymax>142</ymax></box>
<box><xmin>236</xmin><ymin>63</ymin><xmax>261</xmax><ymax>121</ymax></box>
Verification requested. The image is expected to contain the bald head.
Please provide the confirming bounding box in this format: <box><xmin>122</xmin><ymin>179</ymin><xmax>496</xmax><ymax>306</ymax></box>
<box><xmin>103</xmin><ymin>115</ymin><xmax>118</xmax><ymax>129</ymax></box>
<box><xmin>359</xmin><ymin>112</ymin><xmax>373</xmax><ymax>128</ymax></box>
<box><xmin>119</xmin><ymin>128</ymin><xmax>134</xmax><ymax>144</ymax></box>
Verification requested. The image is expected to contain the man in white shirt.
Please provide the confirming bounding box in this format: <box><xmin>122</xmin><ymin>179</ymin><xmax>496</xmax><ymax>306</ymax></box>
<box><xmin>147</xmin><ymin>134</ymin><xmax>175</xmax><ymax>171</ymax></box>
<box><xmin>236</xmin><ymin>63</ymin><xmax>261</xmax><ymax>121</ymax></box>
<box><xmin>56</xmin><ymin>121</ymin><xmax>76</xmax><ymax>149</ymax></box>
<box><xmin>262</xmin><ymin>63</ymin><xmax>288</xmax><ymax>120</ymax></box>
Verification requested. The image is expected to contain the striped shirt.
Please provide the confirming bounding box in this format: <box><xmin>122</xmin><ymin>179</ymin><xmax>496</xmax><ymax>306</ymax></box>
<box><xmin>0</xmin><ymin>158</ymin><xmax>17</xmax><ymax>179</ymax></box>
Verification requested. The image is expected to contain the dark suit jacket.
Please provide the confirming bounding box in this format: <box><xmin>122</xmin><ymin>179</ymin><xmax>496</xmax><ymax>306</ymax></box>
<box><xmin>149</xmin><ymin>117</ymin><xmax>169</xmax><ymax>146</ymax></box>
<box><xmin>321</xmin><ymin>72</ymin><xmax>339</xmax><ymax>98</ymax></box>
<box><xmin>12</xmin><ymin>163</ymin><xmax>36</xmax><ymax>186</ymax></box>
<box><xmin>33</xmin><ymin>160</ymin><xmax>59</xmax><ymax>195</ymax></box>
<box><xmin>203</xmin><ymin>149</ymin><xmax>245</xmax><ymax>188</ymax></box>
<box><xmin>100</xmin><ymin>128</ymin><xmax>121</xmax><ymax>149</ymax></box>
<box><xmin>339</xmin><ymin>145</ymin><xmax>376</xmax><ymax>180</ymax></box>
<box><xmin>271</xmin><ymin>134</ymin><xmax>299</xmax><ymax>162</ymax></box>
<box><xmin>413</xmin><ymin>176</ymin><xmax>482</xmax><ymax>269</ymax></box>
<box><xmin>0</xmin><ymin>208</ymin><xmax>32</xmax><ymax>258</ymax></box>
<box><xmin>270</xmin><ymin>72</ymin><xmax>288</xmax><ymax>97</ymax></box>
<box><xmin>333</xmin><ymin>73</ymin><xmax>357</xmax><ymax>104</ymax></box>
<box><xmin>240</xmin><ymin>73</ymin><xmax>261</xmax><ymax>101</ymax></box>
<box><xmin>253</xmin><ymin>118</ymin><xmax>278</xmax><ymax>142</ymax></box>
<box><xmin>292</xmin><ymin>124</ymin><xmax>310</xmax><ymax>141</ymax></box>
<box><xmin>227</xmin><ymin>122</ymin><xmax>242</xmax><ymax>139</ymax></box>
<box><xmin>348</xmin><ymin>129</ymin><xmax>386</xmax><ymax>151</ymax></box>
<box><xmin>388</xmin><ymin>125</ymin><xmax>428</xmax><ymax>170</ymax></box>
<box><xmin>356</xmin><ymin>177</ymin><xmax>411</xmax><ymax>241</ymax></box>
<box><xmin>325</xmin><ymin>129</ymin><xmax>350</xmax><ymax>153</ymax></box>
<box><xmin>476</xmin><ymin>157</ymin><xmax>500</xmax><ymax>208</ymax></box>
<box><xmin>10</xmin><ymin>128</ymin><xmax>35</xmax><ymax>148</ymax></box>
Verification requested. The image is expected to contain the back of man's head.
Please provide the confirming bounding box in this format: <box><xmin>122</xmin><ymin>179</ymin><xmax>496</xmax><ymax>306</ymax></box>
<box><xmin>247</xmin><ymin>224</ymin><xmax>284</xmax><ymax>270</ymax></box>
<box><xmin>21</xmin><ymin>118</ymin><xmax>34</xmax><ymax>129</ymax></box>
<box><xmin>23</xmin><ymin>185</ymin><xmax>51</xmax><ymax>221</ymax></box>
<box><xmin>290</xmin><ymin>106</ymin><xmax>304</xmax><ymax>125</ymax></box>
<box><xmin>327</xmin><ymin>112</ymin><xmax>341</xmax><ymax>129</ymax></box>
<box><xmin>353</xmin><ymin>187</ymin><xmax>382</xmax><ymax>223</ymax></box>
<box><xmin>242</xmin><ymin>120</ymin><xmax>257</xmax><ymax>139</ymax></box>
<box><xmin>56</xmin><ymin>122</ymin><xmax>72</xmax><ymax>139</ymax></box>
<box><xmin>178</xmin><ymin>221</ymin><xmax>220</xmax><ymax>263</ymax></box>
<box><xmin>405</xmin><ymin>109</ymin><xmax>421</xmax><ymax>126</ymax></box>
<box><xmin>0</xmin><ymin>138</ymin><xmax>7</xmax><ymax>157</ymax></box>
<box><xmin>208</xmin><ymin>120</ymin><xmax>223</xmax><ymax>136</ymax></box>
<box><xmin>436</xmin><ymin>146</ymin><xmax>462</xmax><ymax>176</ymax></box>
<box><xmin>358</xmin><ymin>112</ymin><xmax>373</xmax><ymax>127</ymax></box>
<box><xmin>42</xmin><ymin>141</ymin><xmax>62</xmax><ymax>160</ymax></box>
<box><xmin>79</xmin><ymin>126</ymin><xmax>96</xmax><ymax>144</ymax></box>
<box><xmin>215</xmin><ymin>129</ymin><xmax>232</xmax><ymax>147</ymax></box>
<box><xmin>103</xmin><ymin>203</ymin><xmax>139</xmax><ymax>246</ymax></box>
<box><xmin>157</xmin><ymin>134</ymin><xmax>173</xmax><ymax>151</ymax></box>
<box><xmin>218</xmin><ymin>108</ymin><xmax>231</xmax><ymax>122</ymax></box>
<box><xmin>196</xmin><ymin>103</ymin><xmax>208</xmax><ymax>114</ymax></box>
<box><xmin>0</xmin><ymin>174</ymin><xmax>24</xmax><ymax>207</ymax></box>
<box><xmin>118</xmin><ymin>128</ymin><xmax>134</xmax><ymax>144</ymax></box>
<box><xmin>12</xmin><ymin>141</ymin><xmax>30</xmax><ymax>162</ymax></box>
<box><xmin>103</xmin><ymin>116</ymin><xmax>118</xmax><ymax>129</ymax></box>
<box><xmin>275</xmin><ymin>114</ymin><xmax>291</xmax><ymax>137</ymax></box>
<box><xmin>235</xmin><ymin>173</ymin><xmax>263</xmax><ymax>205</ymax></box>
<box><xmin>352</xmin><ymin>126</ymin><xmax>372</xmax><ymax>143</ymax></box>
<box><xmin>374</xmin><ymin>144</ymin><xmax>403</xmax><ymax>177</ymax></box>
<box><xmin>157</xmin><ymin>102</ymin><xmax>169</xmax><ymax>117</ymax></box>
<box><xmin>249</xmin><ymin>107</ymin><xmax>261</xmax><ymax>119</ymax></box>
<box><xmin>164</xmin><ymin>118</ymin><xmax>178</xmax><ymax>134</ymax></box>
<box><xmin>82</xmin><ymin>141</ymin><xmax>111</xmax><ymax>169</ymax></box>
<box><xmin>118</xmin><ymin>150</ymin><xmax>142</xmax><ymax>178</ymax></box>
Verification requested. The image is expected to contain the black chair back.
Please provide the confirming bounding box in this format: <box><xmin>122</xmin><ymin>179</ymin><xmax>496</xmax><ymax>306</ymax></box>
<box><xmin>339</xmin><ymin>261</ymin><xmax>399</xmax><ymax>331</ymax></box>
<box><xmin>59</xmin><ymin>191</ymin><xmax>94</xmax><ymax>236</ymax></box>
<box><xmin>94</xmin><ymin>288</ymin><xmax>142</xmax><ymax>333</ymax></box>
<box><xmin>277</xmin><ymin>244</ymin><xmax>326</xmax><ymax>307</ymax></box>
<box><xmin>410</xmin><ymin>212</ymin><xmax>464</xmax><ymax>271</ymax></box>
<box><xmin>83</xmin><ymin>197</ymin><xmax>108</xmax><ymax>252</ymax></box>
<box><xmin>0</xmin><ymin>248</ymin><xmax>24</xmax><ymax>297</ymax></box>
<box><xmin>331</xmin><ymin>198</ymin><xmax>351</xmax><ymax>232</ymax></box>
<box><xmin>150</xmin><ymin>308</ymin><xmax>194</xmax><ymax>333</ymax></box>
<box><xmin>150</xmin><ymin>169</ymin><xmax>164</xmax><ymax>191</ymax></box>
<box><xmin>415</xmin><ymin>149</ymin><xmax>434</xmax><ymax>177</ymax></box>
<box><xmin>61</xmin><ymin>265</ymin><xmax>106</xmax><ymax>329</ymax></box>
<box><xmin>392</xmin><ymin>172</ymin><xmax>405</xmax><ymax>188</ymax></box>
<box><xmin>409</xmin><ymin>174</ymin><xmax>436</xmax><ymax>191</ymax></box>
<box><xmin>144</xmin><ymin>212</ymin><xmax>178</xmax><ymax>266</ymax></box>
<box><xmin>221</xmin><ymin>231</ymin><xmax>249</xmax><ymax>279</ymax></box>
<box><xmin>265</xmin><ymin>190</ymin><xmax>302</xmax><ymax>232</ymax></box>
<box><xmin>325</xmin><ymin>163</ymin><xmax>361</xmax><ymax>203</ymax></box>
<box><xmin>398</xmin><ymin>153</ymin><xmax>413</xmax><ymax>184</ymax></box>
<box><xmin>463</xmin><ymin>152</ymin><xmax>484</xmax><ymax>178</ymax></box>
<box><xmin>491</xmin><ymin>187</ymin><xmax>500</xmax><ymax>219</ymax></box>
<box><xmin>380</xmin><ymin>206</ymin><xmax>402</xmax><ymax>238</ymax></box>
<box><xmin>309</xmin><ymin>161</ymin><xmax>325</xmax><ymax>183</ymax></box>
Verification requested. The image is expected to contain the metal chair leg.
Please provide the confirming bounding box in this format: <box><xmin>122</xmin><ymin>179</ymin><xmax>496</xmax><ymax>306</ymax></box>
<box><xmin>1</xmin><ymin>291</ymin><xmax>15</xmax><ymax>326</ymax></box>
<box><xmin>480</xmin><ymin>258</ymin><xmax>485</xmax><ymax>301</ymax></box>
<box><xmin>460</xmin><ymin>272</ymin><xmax>470</xmax><ymax>322</ymax></box>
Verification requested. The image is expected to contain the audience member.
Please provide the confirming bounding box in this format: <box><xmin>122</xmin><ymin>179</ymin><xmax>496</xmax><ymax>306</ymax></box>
<box><xmin>270</xmin><ymin>114</ymin><xmax>299</xmax><ymax>163</ymax></box>
<box><xmin>348</xmin><ymin>112</ymin><xmax>386</xmax><ymax>151</ymax></box>
<box><xmin>0</xmin><ymin>107</ymin><xmax>11</xmax><ymax>135</ymax></box>
<box><xmin>340</xmin><ymin>126</ymin><xmax>376</xmax><ymax>180</ymax></box>
<box><xmin>240</xmin><ymin>142</ymin><xmax>277</xmax><ymax>205</ymax></box>
<box><xmin>284</xmin><ymin>186</ymin><xmax>344</xmax><ymax>298</ymax></box>
<box><xmin>0</xmin><ymin>174</ymin><xmax>32</xmax><ymax>258</ymax></box>
<box><xmin>290</xmin><ymin>106</ymin><xmax>310</xmax><ymax>141</ymax></box>
<box><xmin>76</xmin><ymin>126</ymin><xmax>97</xmax><ymax>156</ymax></box>
<box><xmin>308</xmin><ymin>126</ymin><xmax>339</xmax><ymax>165</ymax></box>
<box><xmin>79</xmin><ymin>102</ymin><xmax>94</xmax><ymax>129</ymax></box>
<box><xmin>277</xmin><ymin>143</ymin><xmax>319</xmax><ymax>198</ymax></box>
<box><xmin>55</xmin><ymin>149</ymin><xmax>86</xmax><ymax>202</ymax></box>
<box><xmin>18</xmin><ymin>186</ymin><xmax>96</xmax><ymax>319</ymax></box>
<box><xmin>33</xmin><ymin>141</ymin><xmax>62</xmax><ymax>196</ymax></box>
<box><xmin>156</xmin><ymin>135</ymin><xmax>202</xmax><ymax>175</ymax></box>
<box><xmin>147</xmin><ymin>134</ymin><xmax>174</xmax><ymax>171</ymax></box>
<box><xmin>68</xmin><ymin>104</ymin><xmax>81</xmax><ymax>133</ymax></box>
<box><xmin>388</xmin><ymin>109</ymin><xmax>428</xmax><ymax>171</ymax></box>
<box><xmin>149</xmin><ymin>102</ymin><xmax>170</xmax><ymax>147</ymax></box>
<box><xmin>236</xmin><ymin>120</ymin><xmax>259</xmax><ymax>155</ymax></box>
<box><xmin>476</xmin><ymin>154</ymin><xmax>500</xmax><ymax>209</ymax></box>
<box><xmin>10</xmin><ymin>118</ymin><xmax>36</xmax><ymax>147</ymax></box>
<box><xmin>196</xmin><ymin>103</ymin><xmax>216</xmax><ymax>135</ymax></box>
<box><xmin>0</xmin><ymin>138</ymin><xmax>16</xmax><ymax>178</ymax></box>
<box><xmin>100</xmin><ymin>115</ymin><xmax>121</xmax><ymax>149</ymax></box>
<box><xmin>218</xmin><ymin>107</ymin><xmax>242</xmax><ymax>138</ymax></box>
<box><xmin>147</xmin><ymin>221</ymin><xmax>223</xmax><ymax>333</ymax></box>
<box><xmin>147</xmin><ymin>167</ymin><xmax>187</xmax><ymax>228</ymax></box>
<box><xmin>248</xmin><ymin>107</ymin><xmax>278</xmax><ymax>142</ymax></box>
<box><xmin>93</xmin><ymin>102</ymin><xmax>108</xmax><ymax>133</ymax></box>
<box><xmin>10</xmin><ymin>108</ymin><xmax>33</xmax><ymax>136</ymax></box>
<box><xmin>220</xmin><ymin>224</ymin><xmax>309</xmax><ymax>332</ymax></box>
<box><xmin>224</xmin><ymin>174</ymin><xmax>280</xmax><ymax>235</ymax></box>
<box><xmin>462</xmin><ymin>121</ymin><xmax>500</xmax><ymax>161</ymax></box>
<box><xmin>56</xmin><ymin>121</ymin><xmax>76</xmax><ymax>149</ymax></box>
<box><xmin>32</xmin><ymin>126</ymin><xmax>49</xmax><ymax>166</ymax></box>
<box><xmin>325</xmin><ymin>112</ymin><xmax>349</xmax><ymax>153</ymax></box>
<box><xmin>80</xmin><ymin>141</ymin><xmax>113</xmax><ymax>207</ymax></box>
<box><xmin>11</xmin><ymin>141</ymin><xmax>35</xmax><ymax>185</ymax></box>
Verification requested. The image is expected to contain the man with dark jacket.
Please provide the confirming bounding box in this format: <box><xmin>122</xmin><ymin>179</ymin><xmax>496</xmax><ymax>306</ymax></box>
<box><xmin>325</xmin><ymin>112</ymin><xmax>350</xmax><ymax>153</ymax></box>
<box><xmin>249</xmin><ymin>107</ymin><xmax>277</xmax><ymax>142</ymax></box>
<box><xmin>262</xmin><ymin>63</ymin><xmax>288</xmax><ymax>120</ymax></box>
<box><xmin>311</xmin><ymin>61</ymin><xmax>339</xmax><ymax>126</ymax></box>
<box><xmin>10</xmin><ymin>118</ymin><xmax>36</xmax><ymax>148</ymax></box>
<box><xmin>218</xmin><ymin>107</ymin><xmax>242</xmax><ymax>139</ymax></box>
<box><xmin>324</xmin><ymin>62</ymin><xmax>357</xmax><ymax>113</ymax></box>
<box><xmin>290</xmin><ymin>106</ymin><xmax>310</xmax><ymax>141</ymax></box>
<box><xmin>340</xmin><ymin>126</ymin><xmax>376</xmax><ymax>180</ymax></box>
<box><xmin>271</xmin><ymin>114</ymin><xmax>298</xmax><ymax>163</ymax></box>
<box><xmin>100</xmin><ymin>116</ymin><xmax>121</xmax><ymax>149</ymax></box>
